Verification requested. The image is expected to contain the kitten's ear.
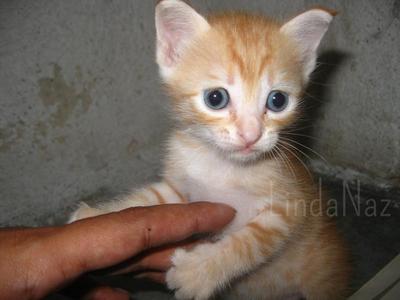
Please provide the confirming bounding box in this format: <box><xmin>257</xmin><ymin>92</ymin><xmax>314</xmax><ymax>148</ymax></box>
<box><xmin>280</xmin><ymin>9</ymin><xmax>335</xmax><ymax>79</ymax></box>
<box><xmin>155</xmin><ymin>0</ymin><xmax>210</xmax><ymax>79</ymax></box>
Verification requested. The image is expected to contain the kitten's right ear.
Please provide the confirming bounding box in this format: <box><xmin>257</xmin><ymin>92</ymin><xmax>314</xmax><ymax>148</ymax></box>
<box><xmin>155</xmin><ymin>0</ymin><xmax>210</xmax><ymax>79</ymax></box>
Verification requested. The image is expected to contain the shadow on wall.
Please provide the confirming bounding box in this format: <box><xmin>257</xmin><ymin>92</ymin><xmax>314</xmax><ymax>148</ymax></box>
<box><xmin>281</xmin><ymin>50</ymin><xmax>350</xmax><ymax>161</ymax></box>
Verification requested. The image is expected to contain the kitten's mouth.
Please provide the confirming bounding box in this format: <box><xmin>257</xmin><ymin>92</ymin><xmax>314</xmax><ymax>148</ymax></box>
<box><xmin>227</xmin><ymin>146</ymin><xmax>263</xmax><ymax>163</ymax></box>
<box><xmin>239</xmin><ymin>146</ymin><xmax>254</xmax><ymax>155</ymax></box>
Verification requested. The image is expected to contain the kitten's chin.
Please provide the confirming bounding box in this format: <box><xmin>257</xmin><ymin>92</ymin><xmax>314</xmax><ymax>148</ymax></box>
<box><xmin>228</xmin><ymin>151</ymin><xmax>262</xmax><ymax>163</ymax></box>
<box><xmin>221</xmin><ymin>148</ymin><xmax>267</xmax><ymax>164</ymax></box>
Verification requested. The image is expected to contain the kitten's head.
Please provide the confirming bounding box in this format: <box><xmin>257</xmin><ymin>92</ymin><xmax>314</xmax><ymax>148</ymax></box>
<box><xmin>155</xmin><ymin>0</ymin><xmax>334</xmax><ymax>163</ymax></box>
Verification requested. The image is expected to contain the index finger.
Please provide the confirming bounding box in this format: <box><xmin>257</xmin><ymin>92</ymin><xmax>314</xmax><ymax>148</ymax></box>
<box><xmin>56</xmin><ymin>202</ymin><xmax>235</xmax><ymax>275</ymax></box>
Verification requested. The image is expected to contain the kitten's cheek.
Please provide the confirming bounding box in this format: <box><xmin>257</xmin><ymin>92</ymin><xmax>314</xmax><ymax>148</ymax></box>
<box><xmin>258</xmin><ymin>132</ymin><xmax>279</xmax><ymax>152</ymax></box>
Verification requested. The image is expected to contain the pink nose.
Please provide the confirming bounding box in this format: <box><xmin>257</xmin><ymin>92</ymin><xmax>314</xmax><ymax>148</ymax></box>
<box><xmin>237</xmin><ymin>118</ymin><xmax>262</xmax><ymax>147</ymax></box>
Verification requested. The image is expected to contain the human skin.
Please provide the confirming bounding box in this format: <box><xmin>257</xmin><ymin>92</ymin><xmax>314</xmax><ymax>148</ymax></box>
<box><xmin>0</xmin><ymin>202</ymin><xmax>235</xmax><ymax>300</ymax></box>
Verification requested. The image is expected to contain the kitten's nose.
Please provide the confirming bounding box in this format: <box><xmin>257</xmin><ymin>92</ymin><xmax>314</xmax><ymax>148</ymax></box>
<box><xmin>237</xmin><ymin>117</ymin><xmax>262</xmax><ymax>147</ymax></box>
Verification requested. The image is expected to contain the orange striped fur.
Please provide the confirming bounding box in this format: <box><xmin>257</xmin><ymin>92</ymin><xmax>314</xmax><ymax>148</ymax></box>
<box><xmin>70</xmin><ymin>1</ymin><xmax>349</xmax><ymax>299</ymax></box>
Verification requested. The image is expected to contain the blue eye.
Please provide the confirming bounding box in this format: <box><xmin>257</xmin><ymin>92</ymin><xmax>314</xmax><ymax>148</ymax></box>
<box><xmin>266</xmin><ymin>91</ymin><xmax>289</xmax><ymax>112</ymax></box>
<box><xmin>204</xmin><ymin>88</ymin><xmax>230</xmax><ymax>110</ymax></box>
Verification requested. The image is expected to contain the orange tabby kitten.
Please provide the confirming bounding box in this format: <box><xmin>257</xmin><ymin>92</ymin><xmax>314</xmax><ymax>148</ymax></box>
<box><xmin>70</xmin><ymin>1</ymin><xmax>349</xmax><ymax>299</ymax></box>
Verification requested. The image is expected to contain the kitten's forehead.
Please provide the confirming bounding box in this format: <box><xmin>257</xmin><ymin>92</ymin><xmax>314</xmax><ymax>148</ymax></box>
<box><xmin>167</xmin><ymin>12</ymin><xmax>303</xmax><ymax>112</ymax></box>
<box><xmin>206</xmin><ymin>13</ymin><xmax>303</xmax><ymax>96</ymax></box>
<box><xmin>211</xmin><ymin>15</ymin><xmax>276</xmax><ymax>74</ymax></box>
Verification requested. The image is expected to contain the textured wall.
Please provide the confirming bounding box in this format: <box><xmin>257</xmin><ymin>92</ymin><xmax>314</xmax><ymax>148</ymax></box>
<box><xmin>0</xmin><ymin>0</ymin><xmax>399</xmax><ymax>226</ymax></box>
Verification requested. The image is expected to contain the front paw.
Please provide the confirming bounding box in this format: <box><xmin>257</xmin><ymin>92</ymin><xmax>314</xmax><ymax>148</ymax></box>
<box><xmin>68</xmin><ymin>202</ymin><xmax>102</xmax><ymax>223</ymax></box>
<box><xmin>166</xmin><ymin>245</ymin><xmax>221</xmax><ymax>300</ymax></box>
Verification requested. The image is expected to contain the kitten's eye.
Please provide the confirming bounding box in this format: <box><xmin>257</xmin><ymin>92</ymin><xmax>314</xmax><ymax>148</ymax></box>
<box><xmin>266</xmin><ymin>91</ymin><xmax>289</xmax><ymax>112</ymax></box>
<box><xmin>204</xmin><ymin>88</ymin><xmax>230</xmax><ymax>110</ymax></box>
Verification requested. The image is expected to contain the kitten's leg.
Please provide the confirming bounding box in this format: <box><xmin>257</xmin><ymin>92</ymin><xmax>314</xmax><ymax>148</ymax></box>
<box><xmin>69</xmin><ymin>180</ymin><xmax>186</xmax><ymax>223</ymax></box>
<box><xmin>166</xmin><ymin>203</ymin><xmax>300</xmax><ymax>300</ymax></box>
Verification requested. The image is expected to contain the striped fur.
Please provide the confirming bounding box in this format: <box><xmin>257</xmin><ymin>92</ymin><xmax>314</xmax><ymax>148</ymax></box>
<box><xmin>70</xmin><ymin>1</ymin><xmax>349</xmax><ymax>299</ymax></box>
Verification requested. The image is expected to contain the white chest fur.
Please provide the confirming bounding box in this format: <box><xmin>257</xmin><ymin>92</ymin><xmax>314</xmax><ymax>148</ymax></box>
<box><xmin>167</xmin><ymin>139</ymin><xmax>272</xmax><ymax>234</ymax></box>
<box><xmin>186</xmin><ymin>180</ymin><xmax>268</xmax><ymax>234</ymax></box>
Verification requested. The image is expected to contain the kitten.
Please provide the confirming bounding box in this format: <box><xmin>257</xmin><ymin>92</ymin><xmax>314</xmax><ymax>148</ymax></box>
<box><xmin>70</xmin><ymin>1</ymin><xmax>349</xmax><ymax>299</ymax></box>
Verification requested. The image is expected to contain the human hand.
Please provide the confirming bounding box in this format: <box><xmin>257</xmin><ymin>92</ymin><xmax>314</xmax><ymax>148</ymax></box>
<box><xmin>0</xmin><ymin>202</ymin><xmax>235</xmax><ymax>300</ymax></box>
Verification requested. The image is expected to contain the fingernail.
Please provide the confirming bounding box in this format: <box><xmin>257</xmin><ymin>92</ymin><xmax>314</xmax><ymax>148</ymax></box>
<box><xmin>215</xmin><ymin>203</ymin><xmax>237</xmax><ymax>214</ymax></box>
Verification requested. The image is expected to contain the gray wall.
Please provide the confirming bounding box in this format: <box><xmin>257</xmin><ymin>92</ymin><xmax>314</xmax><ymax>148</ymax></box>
<box><xmin>0</xmin><ymin>0</ymin><xmax>399</xmax><ymax>226</ymax></box>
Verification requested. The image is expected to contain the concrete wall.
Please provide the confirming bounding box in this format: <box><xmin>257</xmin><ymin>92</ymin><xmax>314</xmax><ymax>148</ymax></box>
<box><xmin>0</xmin><ymin>0</ymin><xmax>399</xmax><ymax>226</ymax></box>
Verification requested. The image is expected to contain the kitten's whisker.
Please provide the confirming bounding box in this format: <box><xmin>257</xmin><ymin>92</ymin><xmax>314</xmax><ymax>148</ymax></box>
<box><xmin>281</xmin><ymin>132</ymin><xmax>319</xmax><ymax>141</ymax></box>
<box><xmin>279</xmin><ymin>137</ymin><xmax>328</xmax><ymax>163</ymax></box>
<box><xmin>279</xmin><ymin>139</ymin><xmax>315</xmax><ymax>164</ymax></box>
<box><xmin>271</xmin><ymin>147</ymin><xmax>294</xmax><ymax>179</ymax></box>
<box><xmin>274</xmin><ymin>146</ymin><xmax>298</xmax><ymax>180</ymax></box>
<box><xmin>283</xmin><ymin>124</ymin><xmax>314</xmax><ymax>132</ymax></box>
<box><xmin>268</xmin><ymin>148</ymin><xmax>282</xmax><ymax>174</ymax></box>
<box><xmin>277</xmin><ymin>141</ymin><xmax>313</xmax><ymax>179</ymax></box>
<box><xmin>303</xmin><ymin>91</ymin><xmax>323</xmax><ymax>103</ymax></box>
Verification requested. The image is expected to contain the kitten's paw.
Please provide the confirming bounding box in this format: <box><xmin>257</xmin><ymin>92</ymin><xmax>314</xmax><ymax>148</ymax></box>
<box><xmin>68</xmin><ymin>202</ymin><xmax>102</xmax><ymax>223</ymax></box>
<box><xmin>166</xmin><ymin>245</ymin><xmax>221</xmax><ymax>300</ymax></box>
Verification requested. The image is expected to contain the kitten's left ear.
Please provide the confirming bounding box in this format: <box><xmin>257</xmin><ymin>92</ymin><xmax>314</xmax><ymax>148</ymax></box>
<box><xmin>280</xmin><ymin>8</ymin><xmax>335</xmax><ymax>79</ymax></box>
<box><xmin>155</xmin><ymin>0</ymin><xmax>210</xmax><ymax>79</ymax></box>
